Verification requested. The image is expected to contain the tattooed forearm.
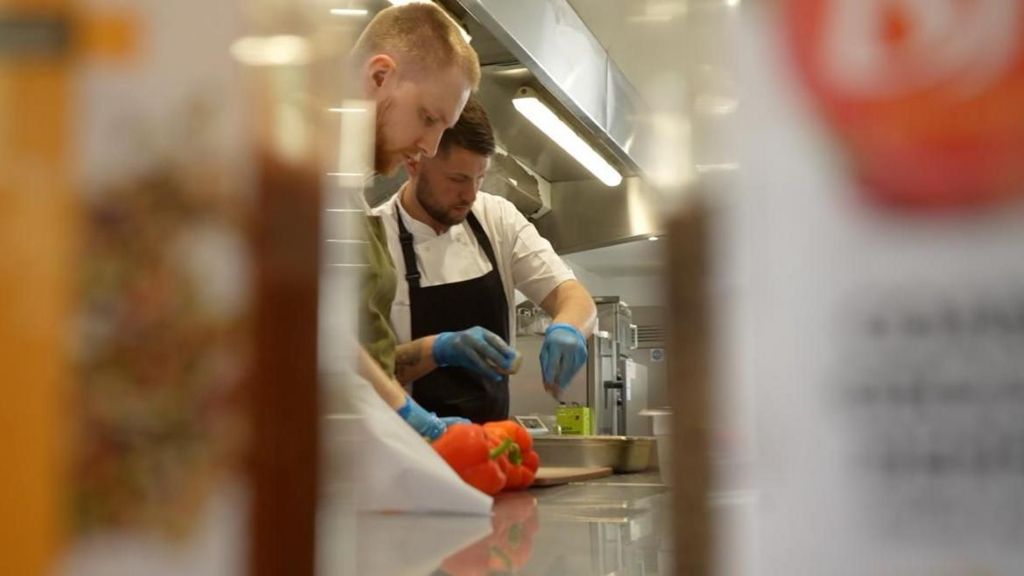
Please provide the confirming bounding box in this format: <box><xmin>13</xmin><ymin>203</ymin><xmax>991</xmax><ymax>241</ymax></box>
<box><xmin>393</xmin><ymin>337</ymin><xmax>437</xmax><ymax>384</ymax></box>
<box><xmin>394</xmin><ymin>345</ymin><xmax>421</xmax><ymax>382</ymax></box>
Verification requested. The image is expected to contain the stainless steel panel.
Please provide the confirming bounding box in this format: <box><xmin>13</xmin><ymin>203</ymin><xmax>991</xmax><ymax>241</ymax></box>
<box><xmin>533</xmin><ymin>435</ymin><xmax>654</xmax><ymax>473</ymax></box>
<box><xmin>625</xmin><ymin>361</ymin><xmax>650</xmax><ymax>436</ymax></box>
<box><xmin>588</xmin><ymin>331</ymin><xmax>619</xmax><ymax>435</ymax></box>
<box><xmin>481</xmin><ymin>150</ymin><xmax>544</xmax><ymax>216</ymax></box>
<box><xmin>462</xmin><ymin>0</ymin><xmax>609</xmax><ymax>131</ymax></box>
<box><xmin>606</xmin><ymin>62</ymin><xmax>656</xmax><ymax>177</ymax></box>
<box><xmin>630</xmin><ymin>306</ymin><xmax>668</xmax><ymax>411</ymax></box>
<box><xmin>474</xmin><ymin>65</ymin><xmax>612</xmax><ymax>183</ymax></box>
<box><xmin>606</xmin><ymin>63</ymin><xmax>638</xmax><ymax>155</ymax></box>
<box><xmin>508</xmin><ymin>335</ymin><xmax>587</xmax><ymax>418</ymax></box>
<box><xmin>594</xmin><ymin>297</ymin><xmax>633</xmax><ymax>355</ymax></box>
<box><xmin>447</xmin><ymin>0</ymin><xmax>655</xmax><ymax>184</ymax></box>
<box><xmin>535</xmin><ymin>176</ymin><xmax>663</xmax><ymax>255</ymax></box>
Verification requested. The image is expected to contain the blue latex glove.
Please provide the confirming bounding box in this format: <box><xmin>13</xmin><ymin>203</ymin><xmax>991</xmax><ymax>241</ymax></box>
<box><xmin>397</xmin><ymin>396</ymin><xmax>469</xmax><ymax>441</ymax></box>
<box><xmin>432</xmin><ymin>326</ymin><xmax>518</xmax><ymax>382</ymax></box>
<box><xmin>540</xmin><ymin>323</ymin><xmax>588</xmax><ymax>396</ymax></box>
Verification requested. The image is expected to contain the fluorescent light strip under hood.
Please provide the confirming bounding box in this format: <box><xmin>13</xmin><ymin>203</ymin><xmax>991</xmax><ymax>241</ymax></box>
<box><xmin>512</xmin><ymin>88</ymin><xmax>622</xmax><ymax>187</ymax></box>
<box><xmin>329</xmin><ymin>8</ymin><xmax>368</xmax><ymax>17</ymax></box>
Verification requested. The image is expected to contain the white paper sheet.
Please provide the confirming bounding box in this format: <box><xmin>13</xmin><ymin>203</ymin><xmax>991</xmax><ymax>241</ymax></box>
<box><xmin>326</xmin><ymin>376</ymin><xmax>493</xmax><ymax>516</ymax></box>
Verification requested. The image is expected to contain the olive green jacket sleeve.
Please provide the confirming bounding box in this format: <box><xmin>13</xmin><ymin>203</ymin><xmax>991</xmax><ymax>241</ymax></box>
<box><xmin>358</xmin><ymin>214</ymin><xmax>399</xmax><ymax>376</ymax></box>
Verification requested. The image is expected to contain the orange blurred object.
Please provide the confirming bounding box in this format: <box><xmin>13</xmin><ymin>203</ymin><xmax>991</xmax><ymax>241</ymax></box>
<box><xmin>786</xmin><ymin>0</ymin><xmax>1024</xmax><ymax>210</ymax></box>
<box><xmin>77</xmin><ymin>10</ymin><xmax>139</xmax><ymax>62</ymax></box>
<box><xmin>0</xmin><ymin>2</ymin><xmax>76</xmax><ymax>574</ymax></box>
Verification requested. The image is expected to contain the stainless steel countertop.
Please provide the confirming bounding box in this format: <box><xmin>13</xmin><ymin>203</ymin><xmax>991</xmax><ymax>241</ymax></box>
<box><xmin>338</xmin><ymin>471</ymin><xmax>673</xmax><ymax>576</ymax></box>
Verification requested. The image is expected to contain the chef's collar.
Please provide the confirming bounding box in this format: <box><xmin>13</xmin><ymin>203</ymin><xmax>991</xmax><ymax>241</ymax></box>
<box><xmin>396</xmin><ymin>184</ymin><xmax>456</xmax><ymax>239</ymax></box>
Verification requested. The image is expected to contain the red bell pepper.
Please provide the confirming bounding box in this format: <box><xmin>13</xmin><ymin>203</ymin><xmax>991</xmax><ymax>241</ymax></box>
<box><xmin>483</xmin><ymin>420</ymin><xmax>540</xmax><ymax>490</ymax></box>
<box><xmin>433</xmin><ymin>423</ymin><xmax>514</xmax><ymax>496</ymax></box>
<box><xmin>488</xmin><ymin>492</ymin><xmax>539</xmax><ymax>570</ymax></box>
<box><xmin>440</xmin><ymin>492</ymin><xmax>539</xmax><ymax>575</ymax></box>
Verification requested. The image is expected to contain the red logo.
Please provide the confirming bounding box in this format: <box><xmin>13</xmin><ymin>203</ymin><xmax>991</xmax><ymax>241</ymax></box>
<box><xmin>785</xmin><ymin>0</ymin><xmax>1024</xmax><ymax>210</ymax></box>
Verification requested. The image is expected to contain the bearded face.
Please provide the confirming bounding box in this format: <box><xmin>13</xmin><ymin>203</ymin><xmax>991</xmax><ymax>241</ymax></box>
<box><xmin>411</xmin><ymin>145</ymin><xmax>490</xmax><ymax>229</ymax></box>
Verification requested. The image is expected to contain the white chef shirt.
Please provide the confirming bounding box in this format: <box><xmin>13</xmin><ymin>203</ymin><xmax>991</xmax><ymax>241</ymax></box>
<box><xmin>373</xmin><ymin>190</ymin><xmax>575</xmax><ymax>345</ymax></box>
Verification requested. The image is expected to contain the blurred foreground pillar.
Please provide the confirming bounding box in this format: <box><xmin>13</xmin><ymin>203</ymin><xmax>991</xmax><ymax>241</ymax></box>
<box><xmin>667</xmin><ymin>197</ymin><xmax>713</xmax><ymax>576</ymax></box>
<box><xmin>0</xmin><ymin>2</ymin><xmax>74</xmax><ymax>574</ymax></box>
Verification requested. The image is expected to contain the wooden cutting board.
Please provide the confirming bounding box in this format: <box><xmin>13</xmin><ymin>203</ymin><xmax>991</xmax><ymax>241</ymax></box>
<box><xmin>532</xmin><ymin>466</ymin><xmax>613</xmax><ymax>487</ymax></box>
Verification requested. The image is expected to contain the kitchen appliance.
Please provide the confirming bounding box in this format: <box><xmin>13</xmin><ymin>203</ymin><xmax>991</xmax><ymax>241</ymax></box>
<box><xmin>594</xmin><ymin>296</ymin><xmax>638</xmax><ymax>355</ymax></box>
<box><xmin>508</xmin><ymin>297</ymin><xmax>649</xmax><ymax>436</ymax></box>
<box><xmin>587</xmin><ymin>330</ymin><xmax>623</xmax><ymax>435</ymax></box>
<box><xmin>587</xmin><ymin>299</ymin><xmax>649</xmax><ymax>436</ymax></box>
<box><xmin>513</xmin><ymin>415</ymin><xmax>551</xmax><ymax>437</ymax></box>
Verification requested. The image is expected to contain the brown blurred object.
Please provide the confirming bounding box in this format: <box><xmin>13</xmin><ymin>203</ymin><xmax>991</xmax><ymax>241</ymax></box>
<box><xmin>249</xmin><ymin>151</ymin><xmax>321</xmax><ymax>576</ymax></box>
<box><xmin>667</xmin><ymin>197</ymin><xmax>713</xmax><ymax>576</ymax></box>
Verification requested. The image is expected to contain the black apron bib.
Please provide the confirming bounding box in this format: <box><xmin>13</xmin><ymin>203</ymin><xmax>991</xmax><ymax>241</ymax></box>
<box><xmin>397</xmin><ymin>208</ymin><xmax>510</xmax><ymax>423</ymax></box>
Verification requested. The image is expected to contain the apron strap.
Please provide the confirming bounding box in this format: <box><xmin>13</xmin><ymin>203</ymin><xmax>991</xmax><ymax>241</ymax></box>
<box><xmin>396</xmin><ymin>208</ymin><xmax>499</xmax><ymax>291</ymax></box>
<box><xmin>466</xmin><ymin>212</ymin><xmax>500</xmax><ymax>272</ymax></box>
<box><xmin>394</xmin><ymin>207</ymin><xmax>421</xmax><ymax>289</ymax></box>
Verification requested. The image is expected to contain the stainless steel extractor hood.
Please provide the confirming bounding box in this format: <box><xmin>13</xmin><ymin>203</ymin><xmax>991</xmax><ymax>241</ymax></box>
<box><xmin>483</xmin><ymin>150</ymin><xmax>547</xmax><ymax>218</ymax></box>
<box><xmin>366</xmin><ymin>0</ymin><xmax>664</xmax><ymax>252</ymax></box>
<box><xmin>443</xmin><ymin>0</ymin><xmax>656</xmax><ymax>180</ymax></box>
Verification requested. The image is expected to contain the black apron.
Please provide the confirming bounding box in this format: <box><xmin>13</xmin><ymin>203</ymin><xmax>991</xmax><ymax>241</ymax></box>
<box><xmin>397</xmin><ymin>208</ymin><xmax>510</xmax><ymax>423</ymax></box>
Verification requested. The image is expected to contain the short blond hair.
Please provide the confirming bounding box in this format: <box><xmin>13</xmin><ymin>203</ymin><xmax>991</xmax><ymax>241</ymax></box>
<box><xmin>352</xmin><ymin>3</ymin><xmax>480</xmax><ymax>89</ymax></box>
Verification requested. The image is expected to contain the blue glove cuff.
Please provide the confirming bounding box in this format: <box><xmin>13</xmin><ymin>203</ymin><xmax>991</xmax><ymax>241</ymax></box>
<box><xmin>432</xmin><ymin>332</ymin><xmax>455</xmax><ymax>366</ymax></box>
<box><xmin>545</xmin><ymin>322</ymin><xmax>585</xmax><ymax>346</ymax></box>
<box><xmin>396</xmin><ymin>396</ymin><xmax>414</xmax><ymax>418</ymax></box>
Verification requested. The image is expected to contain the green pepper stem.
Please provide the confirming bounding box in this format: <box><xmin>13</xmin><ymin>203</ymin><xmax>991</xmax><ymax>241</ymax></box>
<box><xmin>507</xmin><ymin>443</ymin><xmax>522</xmax><ymax>466</ymax></box>
<box><xmin>489</xmin><ymin>438</ymin><xmax>514</xmax><ymax>460</ymax></box>
<box><xmin>489</xmin><ymin>544</ymin><xmax>514</xmax><ymax>569</ymax></box>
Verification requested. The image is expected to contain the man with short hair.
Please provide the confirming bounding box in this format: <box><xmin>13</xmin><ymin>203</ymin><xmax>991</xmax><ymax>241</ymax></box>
<box><xmin>375</xmin><ymin>98</ymin><xmax>597</xmax><ymax>423</ymax></box>
<box><xmin>346</xmin><ymin>2</ymin><xmax>481</xmax><ymax>438</ymax></box>
<box><xmin>349</xmin><ymin>2</ymin><xmax>480</xmax><ymax>175</ymax></box>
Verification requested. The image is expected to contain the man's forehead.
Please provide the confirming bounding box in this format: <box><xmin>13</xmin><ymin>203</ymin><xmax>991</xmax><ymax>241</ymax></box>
<box><xmin>430</xmin><ymin>92</ymin><xmax>468</xmax><ymax>128</ymax></box>
<box><xmin>434</xmin><ymin>146</ymin><xmax>489</xmax><ymax>171</ymax></box>
<box><xmin>412</xmin><ymin>67</ymin><xmax>470</xmax><ymax>119</ymax></box>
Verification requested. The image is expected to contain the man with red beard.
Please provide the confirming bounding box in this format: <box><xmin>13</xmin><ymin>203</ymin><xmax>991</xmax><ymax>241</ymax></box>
<box><xmin>346</xmin><ymin>2</ymin><xmax>480</xmax><ymax>438</ymax></box>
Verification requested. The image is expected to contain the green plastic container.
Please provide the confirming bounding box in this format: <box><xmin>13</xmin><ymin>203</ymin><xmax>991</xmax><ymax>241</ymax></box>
<box><xmin>556</xmin><ymin>404</ymin><xmax>593</xmax><ymax>435</ymax></box>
